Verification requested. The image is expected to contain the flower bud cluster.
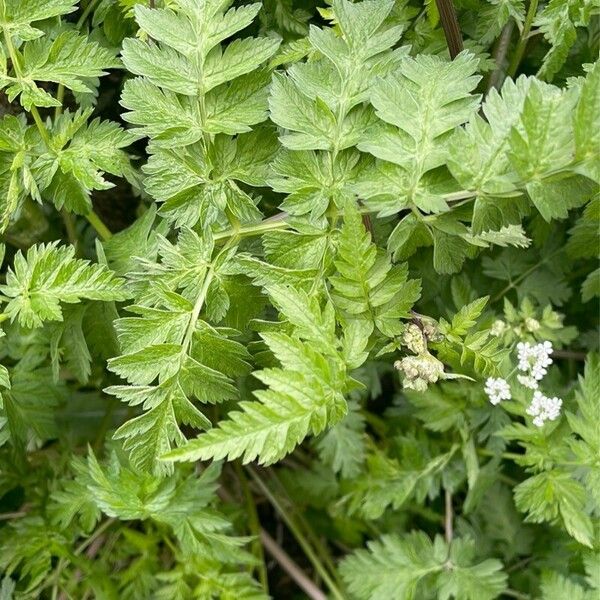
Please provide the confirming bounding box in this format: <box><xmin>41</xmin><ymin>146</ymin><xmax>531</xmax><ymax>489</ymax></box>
<box><xmin>490</xmin><ymin>319</ymin><xmax>507</xmax><ymax>337</ymax></box>
<box><xmin>403</xmin><ymin>323</ymin><xmax>426</xmax><ymax>355</ymax></box>
<box><xmin>395</xmin><ymin>353</ymin><xmax>444</xmax><ymax>392</ymax></box>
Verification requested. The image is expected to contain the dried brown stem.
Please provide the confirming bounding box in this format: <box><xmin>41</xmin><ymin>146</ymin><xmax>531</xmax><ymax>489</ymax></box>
<box><xmin>260</xmin><ymin>530</ymin><xmax>328</xmax><ymax>600</ymax></box>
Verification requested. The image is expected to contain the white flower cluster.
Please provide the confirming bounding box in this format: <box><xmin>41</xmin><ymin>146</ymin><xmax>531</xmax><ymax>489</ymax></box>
<box><xmin>483</xmin><ymin>340</ymin><xmax>563</xmax><ymax>428</ymax></box>
<box><xmin>484</xmin><ymin>377</ymin><xmax>511</xmax><ymax>405</ymax></box>
<box><xmin>526</xmin><ymin>391</ymin><xmax>563</xmax><ymax>427</ymax></box>
<box><xmin>516</xmin><ymin>341</ymin><xmax>553</xmax><ymax>387</ymax></box>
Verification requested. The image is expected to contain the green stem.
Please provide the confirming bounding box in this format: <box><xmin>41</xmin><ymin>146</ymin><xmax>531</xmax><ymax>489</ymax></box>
<box><xmin>214</xmin><ymin>213</ymin><xmax>290</xmax><ymax>241</ymax></box>
<box><xmin>234</xmin><ymin>462</ymin><xmax>269</xmax><ymax>593</ymax></box>
<box><xmin>85</xmin><ymin>210</ymin><xmax>112</xmax><ymax>241</ymax></box>
<box><xmin>51</xmin><ymin>558</ymin><xmax>68</xmax><ymax>600</ymax></box>
<box><xmin>507</xmin><ymin>0</ymin><xmax>539</xmax><ymax>79</ymax></box>
<box><xmin>444</xmin><ymin>488</ymin><xmax>453</xmax><ymax>545</ymax></box>
<box><xmin>2</xmin><ymin>27</ymin><xmax>51</xmax><ymax>146</ymax></box>
<box><xmin>247</xmin><ymin>467</ymin><xmax>345</xmax><ymax>600</ymax></box>
<box><xmin>504</xmin><ymin>589</ymin><xmax>531</xmax><ymax>600</ymax></box>
<box><xmin>491</xmin><ymin>247</ymin><xmax>561</xmax><ymax>302</ymax></box>
<box><xmin>77</xmin><ymin>0</ymin><xmax>101</xmax><ymax>28</ymax></box>
<box><xmin>74</xmin><ymin>518</ymin><xmax>116</xmax><ymax>556</ymax></box>
<box><xmin>61</xmin><ymin>210</ymin><xmax>79</xmax><ymax>252</ymax></box>
<box><xmin>477</xmin><ymin>448</ymin><xmax>527</xmax><ymax>463</ymax></box>
<box><xmin>182</xmin><ymin>268</ymin><xmax>214</xmax><ymax>351</ymax></box>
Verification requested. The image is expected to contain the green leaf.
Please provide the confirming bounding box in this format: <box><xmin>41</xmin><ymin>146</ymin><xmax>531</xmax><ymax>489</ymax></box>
<box><xmin>448</xmin><ymin>76</ymin><xmax>531</xmax><ymax>201</ymax></box>
<box><xmin>330</xmin><ymin>205</ymin><xmax>421</xmax><ymax>336</ymax></box>
<box><xmin>1</xmin><ymin>242</ymin><xmax>127</xmax><ymax>328</ymax></box>
<box><xmin>144</xmin><ymin>129</ymin><xmax>276</xmax><ymax>228</ymax></box>
<box><xmin>359</xmin><ymin>52</ymin><xmax>480</xmax><ymax>212</ymax></box>
<box><xmin>340</xmin><ymin>532</ymin><xmax>506</xmax><ymax>600</ymax></box>
<box><xmin>582</xmin><ymin>268</ymin><xmax>600</xmax><ymax>302</ymax></box>
<box><xmin>567</xmin><ymin>198</ymin><xmax>599</xmax><ymax>259</ymax></box>
<box><xmin>269</xmin><ymin>149</ymin><xmax>363</xmax><ymax>218</ymax></box>
<box><xmin>514</xmin><ymin>471</ymin><xmax>594</xmax><ymax>547</ymax></box>
<box><xmin>3</xmin><ymin>31</ymin><xmax>118</xmax><ymax>109</ymax></box>
<box><xmin>315</xmin><ymin>399</ymin><xmax>366</xmax><ymax>478</ymax></box>
<box><xmin>440</xmin><ymin>297</ymin><xmax>489</xmax><ymax>340</ymax></box>
<box><xmin>574</xmin><ymin>61</ymin><xmax>600</xmax><ymax>182</ymax></box>
<box><xmin>535</xmin><ymin>0</ymin><xmax>594</xmax><ymax>81</ymax></box>
<box><xmin>540</xmin><ymin>571</ymin><xmax>596</xmax><ymax>600</ymax></box>
<box><xmin>345</xmin><ymin>442</ymin><xmax>455</xmax><ymax>519</ymax></box>
<box><xmin>269</xmin><ymin>72</ymin><xmax>337</xmax><ymax>151</ymax></box>
<box><xmin>164</xmin><ymin>288</ymin><xmax>351</xmax><ymax>466</ymax></box>
<box><xmin>0</xmin><ymin>0</ymin><xmax>78</xmax><ymax>40</ymax></box>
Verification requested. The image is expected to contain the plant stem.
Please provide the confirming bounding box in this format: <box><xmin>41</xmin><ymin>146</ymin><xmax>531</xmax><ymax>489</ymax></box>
<box><xmin>61</xmin><ymin>210</ymin><xmax>79</xmax><ymax>252</ymax></box>
<box><xmin>444</xmin><ymin>488</ymin><xmax>453</xmax><ymax>545</ymax></box>
<box><xmin>504</xmin><ymin>589</ymin><xmax>531</xmax><ymax>599</ymax></box>
<box><xmin>234</xmin><ymin>462</ymin><xmax>269</xmax><ymax>593</ymax></box>
<box><xmin>435</xmin><ymin>0</ymin><xmax>463</xmax><ymax>59</ymax></box>
<box><xmin>553</xmin><ymin>349</ymin><xmax>586</xmax><ymax>361</ymax></box>
<box><xmin>85</xmin><ymin>210</ymin><xmax>113</xmax><ymax>241</ymax></box>
<box><xmin>268</xmin><ymin>469</ymin><xmax>340</xmax><ymax>582</ymax></box>
<box><xmin>1</xmin><ymin>27</ymin><xmax>51</xmax><ymax>147</ymax></box>
<box><xmin>487</xmin><ymin>21</ymin><xmax>515</xmax><ymax>91</ymax></box>
<box><xmin>491</xmin><ymin>247</ymin><xmax>561</xmax><ymax>302</ymax></box>
<box><xmin>74</xmin><ymin>518</ymin><xmax>116</xmax><ymax>556</ymax></box>
<box><xmin>0</xmin><ymin>510</ymin><xmax>26</xmax><ymax>520</ymax></box>
<box><xmin>260</xmin><ymin>529</ymin><xmax>327</xmax><ymax>600</ymax></box>
<box><xmin>507</xmin><ymin>0</ymin><xmax>539</xmax><ymax>78</ymax></box>
<box><xmin>247</xmin><ymin>467</ymin><xmax>345</xmax><ymax>600</ymax></box>
<box><xmin>478</xmin><ymin>448</ymin><xmax>524</xmax><ymax>461</ymax></box>
<box><xmin>214</xmin><ymin>212</ymin><xmax>290</xmax><ymax>241</ymax></box>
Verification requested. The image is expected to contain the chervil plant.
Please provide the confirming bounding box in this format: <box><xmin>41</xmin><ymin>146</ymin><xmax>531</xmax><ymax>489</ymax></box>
<box><xmin>0</xmin><ymin>1</ymin><xmax>598</xmax><ymax>598</ymax></box>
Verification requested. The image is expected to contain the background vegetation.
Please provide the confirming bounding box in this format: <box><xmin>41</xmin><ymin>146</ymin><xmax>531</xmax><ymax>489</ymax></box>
<box><xmin>0</xmin><ymin>1</ymin><xmax>598</xmax><ymax>598</ymax></box>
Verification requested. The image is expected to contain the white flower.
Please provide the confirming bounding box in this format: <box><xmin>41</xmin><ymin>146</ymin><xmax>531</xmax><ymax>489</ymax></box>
<box><xmin>517</xmin><ymin>374</ymin><xmax>538</xmax><ymax>390</ymax></box>
<box><xmin>525</xmin><ymin>317</ymin><xmax>540</xmax><ymax>332</ymax></box>
<box><xmin>517</xmin><ymin>341</ymin><xmax>553</xmax><ymax>381</ymax></box>
<box><xmin>484</xmin><ymin>377</ymin><xmax>511</xmax><ymax>405</ymax></box>
<box><xmin>526</xmin><ymin>390</ymin><xmax>562</xmax><ymax>427</ymax></box>
<box><xmin>491</xmin><ymin>320</ymin><xmax>507</xmax><ymax>337</ymax></box>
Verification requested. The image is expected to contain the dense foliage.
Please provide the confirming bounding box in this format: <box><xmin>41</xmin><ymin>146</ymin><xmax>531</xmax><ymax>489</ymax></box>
<box><xmin>0</xmin><ymin>0</ymin><xmax>598</xmax><ymax>598</ymax></box>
